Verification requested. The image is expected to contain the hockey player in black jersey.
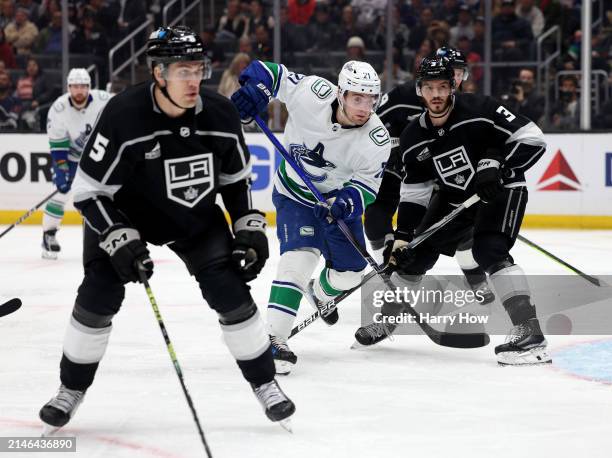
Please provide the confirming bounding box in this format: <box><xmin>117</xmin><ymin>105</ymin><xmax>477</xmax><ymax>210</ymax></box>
<box><xmin>365</xmin><ymin>47</ymin><xmax>494</xmax><ymax>303</ymax></box>
<box><xmin>39</xmin><ymin>26</ymin><xmax>295</xmax><ymax>434</ymax></box>
<box><xmin>356</xmin><ymin>57</ymin><xmax>551</xmax><ymax>366</ymax></box>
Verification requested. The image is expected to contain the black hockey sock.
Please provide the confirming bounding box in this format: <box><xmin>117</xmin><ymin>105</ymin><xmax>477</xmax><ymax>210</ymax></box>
<box><xmin>236</xmin><ymin>345</ymin><xmax>276</xmax><ymax>387</ymax></box>
<box><xmin>502</xmin><ymin>295</ymin><xmax>537</xmax><ymax>326</ymax></box>
<box><xmin>462</xmin><ymin>266</ymin><xmax>487</xmax><ymax>287</ymax></box>
<box><xmin>60</xmin><ymin>354</ymin><xmax>99</xmax><ymax>392</ymax></box>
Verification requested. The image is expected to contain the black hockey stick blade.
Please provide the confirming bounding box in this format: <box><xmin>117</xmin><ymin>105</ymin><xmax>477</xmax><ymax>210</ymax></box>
<box><xmin>0</xmin><ymin>298</ymin><xmax>22</xmax><ymax>317</ymax></box>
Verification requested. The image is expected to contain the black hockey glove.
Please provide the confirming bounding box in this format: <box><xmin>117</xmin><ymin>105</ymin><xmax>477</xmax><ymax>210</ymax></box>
<box><xmin>232</xmin><ymin>211</ymin><xmax>269</xmax><ymax>282</ymax></box>
<box><xmin>99</xmin><ymin>225</ymin><xmax>153</xmax><ymax>283</ymax></box>
<box><xmin>475</xmin><ymin>159</ymin><xmax>504</xmax><ymax>203</ymax></box>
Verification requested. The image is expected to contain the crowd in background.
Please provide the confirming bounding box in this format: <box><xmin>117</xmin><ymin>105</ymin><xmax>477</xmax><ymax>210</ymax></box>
<box><xmin>0</xmin><ymin>0</ymin><xmax>611</xmax><ymax>131</ymax></box>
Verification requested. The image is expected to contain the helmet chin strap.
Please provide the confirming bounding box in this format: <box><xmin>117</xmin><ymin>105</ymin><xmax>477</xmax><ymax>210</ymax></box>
<box><xmin>158</xmin><ymin>78</ymin><xmax>190</xmax><ymax>110</ymax></box>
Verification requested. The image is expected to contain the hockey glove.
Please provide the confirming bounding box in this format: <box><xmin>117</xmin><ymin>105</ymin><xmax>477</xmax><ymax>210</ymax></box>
<box><xmin>231</xmin><ymin>83</ymin><xmax>272</xmax><ymax>122</ymax></box>
<box><xmin>51</xmin><ymin>151</ymin><xmax>73</xmax><ymax>193</ymax></box>
<box><xmin>232</xmin><ymin>211</ymin><xmax>269</xmax><ymax>282</ymax></box>
<box><xmin>475</xmin><ymin>159</ymin><xmax>504</xmax><ymax>203</ymax></box>
<box><xmin>99</xmin><ymin>225</ymin><xmax>153</xmax><ymax>283</ymax></box>
<box><xmin>314</xmin><ymin>187</ymin><xmax>363</xmax><ymax>222</ymax></box>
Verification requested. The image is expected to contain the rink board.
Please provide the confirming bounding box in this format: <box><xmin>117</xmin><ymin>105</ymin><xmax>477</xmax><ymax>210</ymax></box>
<box><xmin>0</xmin><ymin>132</ymin><xmax>611</xmax><ymax>228</ymax></box>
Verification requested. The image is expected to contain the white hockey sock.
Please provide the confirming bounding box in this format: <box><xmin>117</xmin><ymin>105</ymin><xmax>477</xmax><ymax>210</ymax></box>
<box><xmin>63</xmin><ymin>316</ymin><xmax>112</xmax><ymax>364</ymax></box>
<box><xmin>267</xmin><ymin>249</ymin><xmax>319</xmax><ymax>340</ymax></box>
<box><xmin>313</xmin><ymin>267</ymin><xmax>363</xmax><ymax>303</ymax></box>
<box><xmin>43</xmin><ymin>192</ymin><xmax>69</xmax><ymax>232</ymax></box>
<box><xmin>221</xmin><ymin>310</ymin><xmax>270</xmax><ymax>361</ymax></box>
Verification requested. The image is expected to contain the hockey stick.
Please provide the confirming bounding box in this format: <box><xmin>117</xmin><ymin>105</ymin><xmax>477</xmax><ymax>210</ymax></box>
<box><xmin>0</xmin><ymin>190</ymin><xmax>60</xmax><ymax>239</ymax></box>
<box><xmin>517</xmin><ymin>234</ymin><xmax>602</xmax><ymax>287</ymax></box>
<box><xmin>255</xmin><ymin>116</ymin><xmax>488</xmax><ymax>349</ymax></box>
<box><xmin>0</xmin><ymin>298</ymin><xmax>22</xmax><ymax>317</ymax></box>
<box><xmin>137</xmin><ymin>267</ymin><xmax>214</xmax><ymax>458</ymax></box>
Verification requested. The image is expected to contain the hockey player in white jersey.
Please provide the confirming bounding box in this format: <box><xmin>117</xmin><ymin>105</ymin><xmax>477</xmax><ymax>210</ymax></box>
<box><xmin>42</xmin><ymin>68</ymin><xmax>111</xmax><ymax>259</ymax></box>
<box><xmin>232</xmin><ymin>60</ymin><xmax>391</xmax><ymax>374</ymax></box>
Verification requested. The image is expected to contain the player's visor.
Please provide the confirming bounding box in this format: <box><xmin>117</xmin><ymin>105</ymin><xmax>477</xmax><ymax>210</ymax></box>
<box><xmin>161</xmin><ymin>62</ymin><xmax>211</xmax><ymax>81</ymax></box>
<box><xmin>343</xmin><ymin>92</ymin><xmax>381</xmax><ymax>112</ymax></box>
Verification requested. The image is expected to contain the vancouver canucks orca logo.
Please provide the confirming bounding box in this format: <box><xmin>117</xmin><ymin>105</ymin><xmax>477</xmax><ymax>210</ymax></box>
<box><xmin>289</xmin><ymin>142</ymin><xmax>335</xmax><ymax>183</ymax></box>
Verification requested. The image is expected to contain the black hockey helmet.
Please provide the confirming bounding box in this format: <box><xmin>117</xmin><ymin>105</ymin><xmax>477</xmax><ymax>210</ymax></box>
<box><xmin>415</xmin><ymin>57</ymin><xmax>455</xmax><ymax>96</ymax></box>
<box><xmin>146</xmin><ymin>26</ymin><xmax>211</xmax><ymax>78</ymax></box>
<box><xmin>436</xmin><ymin>47</ymin><xmax>469</xmax><ymax>80</ymax></box>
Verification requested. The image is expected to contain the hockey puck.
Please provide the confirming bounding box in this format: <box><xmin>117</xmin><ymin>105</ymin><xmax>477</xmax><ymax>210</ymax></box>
<box><xmin>0</xmin><ymin>298</ymin><xmax>22</xmax><ymax>317</ymax></box>
<box><xmin>546</xmin><ymin>313</ymin><xmax>572</xmax><ymax>335</ymax></box>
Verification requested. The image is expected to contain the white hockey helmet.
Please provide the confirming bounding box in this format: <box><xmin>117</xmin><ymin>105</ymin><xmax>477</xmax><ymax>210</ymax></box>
<box><xmin>337</xmin><ymin>61</ymin><xmax>381</xmax><ymax>112</ymax></box>
<box><xmin>67</xmin><ymin>68</ymin><xmax>91</xmax><ymax>87</ymax></box>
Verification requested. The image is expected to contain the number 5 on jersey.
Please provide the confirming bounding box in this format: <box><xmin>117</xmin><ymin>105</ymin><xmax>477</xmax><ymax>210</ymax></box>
<box><xmin>90</xmin><ymin>133</ymin><xmax>109</xmax><ymax>162</ymax></box>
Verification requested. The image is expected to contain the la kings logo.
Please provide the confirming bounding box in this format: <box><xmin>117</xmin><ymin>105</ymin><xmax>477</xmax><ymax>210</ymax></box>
<box><xmin>164</xmin><ymin>153</ymin><xmax>214</xmax><ymax>208</ymax></box>
<box><xmin>433</xmin><ymin>146</ymin><xmax>475</xmax><ymax>190</ymax></box>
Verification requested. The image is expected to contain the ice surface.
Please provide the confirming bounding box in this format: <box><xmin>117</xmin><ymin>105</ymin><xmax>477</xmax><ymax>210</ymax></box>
<box><xmin>1</xmin><ymin>226</ymin><xmax>611</xmax><ymax>458</ymax></box>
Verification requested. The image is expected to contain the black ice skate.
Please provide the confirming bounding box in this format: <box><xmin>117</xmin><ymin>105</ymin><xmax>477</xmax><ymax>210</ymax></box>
<box><xmin>42</xmin><ymin>229</ymin><xmax>61</xmax><ymax>260</ymax></box>
<box><xmin>251</xmin><ymin>379</ymin><xmax>296</xmax><ymax>431</ymax></box>
<box><xmin>495</xmin><ymin>318</ymin><xmax>551</xmax><ymax>365</ymax></box>
<box><xmin>270</xmin><ymin>335</ymin><xmax>297</xmax><ymax>375</ymax></box>
<box><xmin>39</xmin><ymin>384</ymin><xmax>86</xmax><ymax>436</ymax></box>
<box><xmin>353</xmin><ymin>321</ymin><xmax>397</xmax><ymax>348</ymax></box>
<box><xmin>307</xmin><ymin>279</ymin><xmax>338</xmax><ymax>325</ymax></box>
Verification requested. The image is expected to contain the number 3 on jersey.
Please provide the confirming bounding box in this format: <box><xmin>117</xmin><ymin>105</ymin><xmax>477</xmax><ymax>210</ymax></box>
<box><xmin>90</xmin><ymin>133</ymin><xmax>109</xmax><ymax>162</ymax></box>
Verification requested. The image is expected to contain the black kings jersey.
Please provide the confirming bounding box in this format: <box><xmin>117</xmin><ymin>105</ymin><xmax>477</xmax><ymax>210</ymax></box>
<box><xmin>71</xmin><ymin>82</ymin><xmax>252</xmax><ymax>245</ymax></box>
<box><xmin>376</xmin><ymin>82</ymin><xmax>423</xmax><ymax>177</ymax></box>
<box><xmin>399</xmin><ymin>93</ymin><xmax>546</xmax><ymax>209</ymax></box>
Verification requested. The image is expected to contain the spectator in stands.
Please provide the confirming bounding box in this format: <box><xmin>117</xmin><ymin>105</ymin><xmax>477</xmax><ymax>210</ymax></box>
<box><xmin>218</xmin><ymin>52</ymin><xmax>250</xmax><ymax>98</ymax></box>
<box><xmin>351</xmin><ymin>0</ymin><xmax>386</xmax><ymax>35</ymax></box>
<box><xmin>428</xmin><ymin>20</ymin><xmax>451</xmax><ymax>49</ymax></box>
<box><xmin>408</xmin><ymin>6</ymin><xmax>434</xmax><ymax>51</ymax></box>
<box><xmin>328</xmin><ymin>0</ymin><xmax>350</xmax><ymax>24</ymax></box>
<box><xmin>217</xmin><ymin>0</ymin><xmax>249</xmax><ymax>40</ymax></box>
<box><xmin>306</xmin><ymin>3</ymin><xmax>336</xmax><ymax>51</ymax></box>
<box><xmin>515</xmin><ymin>0</ymin><xmax>544</xmax><ymax>37</ymax></box>
<box><xmin>253</xmin><ymin>24</ymin><xmax>272</xmax><ymax>61</ymax></box>
<box><xmin>434</xmin><ymin>0</ymin><xmax>460</xmax><ymax>26</ymax></box>
<box><xmin>278</xmin><ymin>5</ymin><xmax>307</xmax><ymax>55</ymax></box>
<box><xmin>35</xmin><ymin>9</ymin><xmax>61</xmax><ymax>53</ymax></box>
<box><xmin>0</xmin><ymin>70</ymin><xmax>20</xmax><ymax>128</ymax></box>
<box><xmin>492</xmin><ymin>0</ymin><xmax>533</xmax><ymax>61</ymax></box>
<box><xmin>70</xmin><ymin>8</ymin><xmax>108</xmax><ymax>60</ymax></box>
<box><xmin>4</xmin><ymin>7</ymin><xmax>39</xmax><ymax>56</ymax></box>
<box><xmin>14</xmin><ymin>57</ymin><xmax>49</xmax><ymax>108</ymax></box>
<box><xmin>248</xmin><ymin>0</ymin><xmax>274</xmax><ymax>37</ymax></box>
<box><xmin>500</xmin><ymin>67</ymin><xmax>544</xmax><ymax>123</ymax></box>
<box><xmin>86</xmin><ymin>0</ymin><xmax>117</xmax><ymax>35</ymax></box>
<box><xmin>450</xmin><ymin>4</ymin><xmax>474</xmax><ymax>46</ymax></box>
<box><xmin>0</xmin><ymin>0</ymin><xmax>15</xmax><ymax>31</ymax></box>
<box><xmin>456</xmin><ymin>35</ymin><xmax>482</xmax><ymax>82</ymax></box>
<box><xmin>16</xmin><ymin>0</ymin><xmax>38</xmax><ymax>25</ymax></box>
<box><xmin>471</xmin><ymin>15</ymin><xmax>485</xmax><ymax>56</ymax></box>
<box><xmin>412</xmin><ymin>38</ymin><xmax>435</xmax><ymax>74</ymax></box>
<box><xmin>337</xmin><ymin>5</ymin><xmax>359</xmax><ymax>46</ymax></box>
<box><xmin>346</xmin><ymin>35</ymin><xmax>365</xmax><ymax>60</ymax></box>
<box><xmin>550</xmin><ymin>74</ymin><xmax>579</xmax><ymax>129</ymax></box>
<box><xmin>287</xmin><ymin>0</ymin><xmax>316</xmax><ymax>25</ymax></box>
<box><xmin>237</xmin><ymin>35</ymin><xmax>253</xmax><ymax>55</ymax></box>
<box><xmin>373</xmin><ymin>3</ymin><xmax>409</xmax><ymax>50</ymax></box>
<box><xmin>35</xmin><ymin>0</ymin><xmax>61</xmax><ymax>30</ymax></box>
<box><xmin>200</xmin><ymin>27</ymin><xmax>225</xmax><ymax>69</ymax></box>
<box><xmin>0</xmin><ymin>28</ymin><xmax>16</xmax><ymax>67</ymax></box>
<box><xmin>593</xmin><ymin>99</ymin><xmax>612</xmax><ymax>129</ymax></box>
<box><xmin>116</xmin><ymin>0</ymin><xmax>147</xmax><ymax>39</ymax></box>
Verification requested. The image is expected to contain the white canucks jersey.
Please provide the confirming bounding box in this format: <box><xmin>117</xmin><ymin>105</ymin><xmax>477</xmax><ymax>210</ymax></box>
<box><xmin>262</xmin><ymin>62</ymin><xmax>391</xmax><ymax>209</ymax></box>
<box><xmin>47</xmin><ymin>89</ymin><xmax>112</xmax><ymax>161</ymax></box>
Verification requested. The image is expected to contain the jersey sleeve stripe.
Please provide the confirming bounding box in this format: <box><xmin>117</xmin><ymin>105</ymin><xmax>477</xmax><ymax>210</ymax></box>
<box><xmin>219</xmin><ymin>158</ymin><xmax>253</xmax><ymax>185</ymax></box>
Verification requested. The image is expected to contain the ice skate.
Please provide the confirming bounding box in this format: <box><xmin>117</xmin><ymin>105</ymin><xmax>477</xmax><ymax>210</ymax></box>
<box><xmin>495</xmin><ymin>318</ymin><xmax>552</xmax><ymax>365</ymax></box>
<box><xmin>270</xmin><ymin>335</ymin><xmax>297</xmax><ymax>375</ymax></box>
<box><xmin>42</xmin><ymin>229</ymin><xmax>61</xmax><ymax>260</ymax></box>
<box><xmin>306</xmin><ymin>279</ymin><xmax>338</xmax><ymax>325</ymax></box>
<box><xmin>39</xmin><ymin>384</ymin><xmax>85</xmax><ymax>436</ymax></box>
<box><xmin>252</xmin><ymin>379</ymin><xmax>295</xmax><ymax>431</ymax></box>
